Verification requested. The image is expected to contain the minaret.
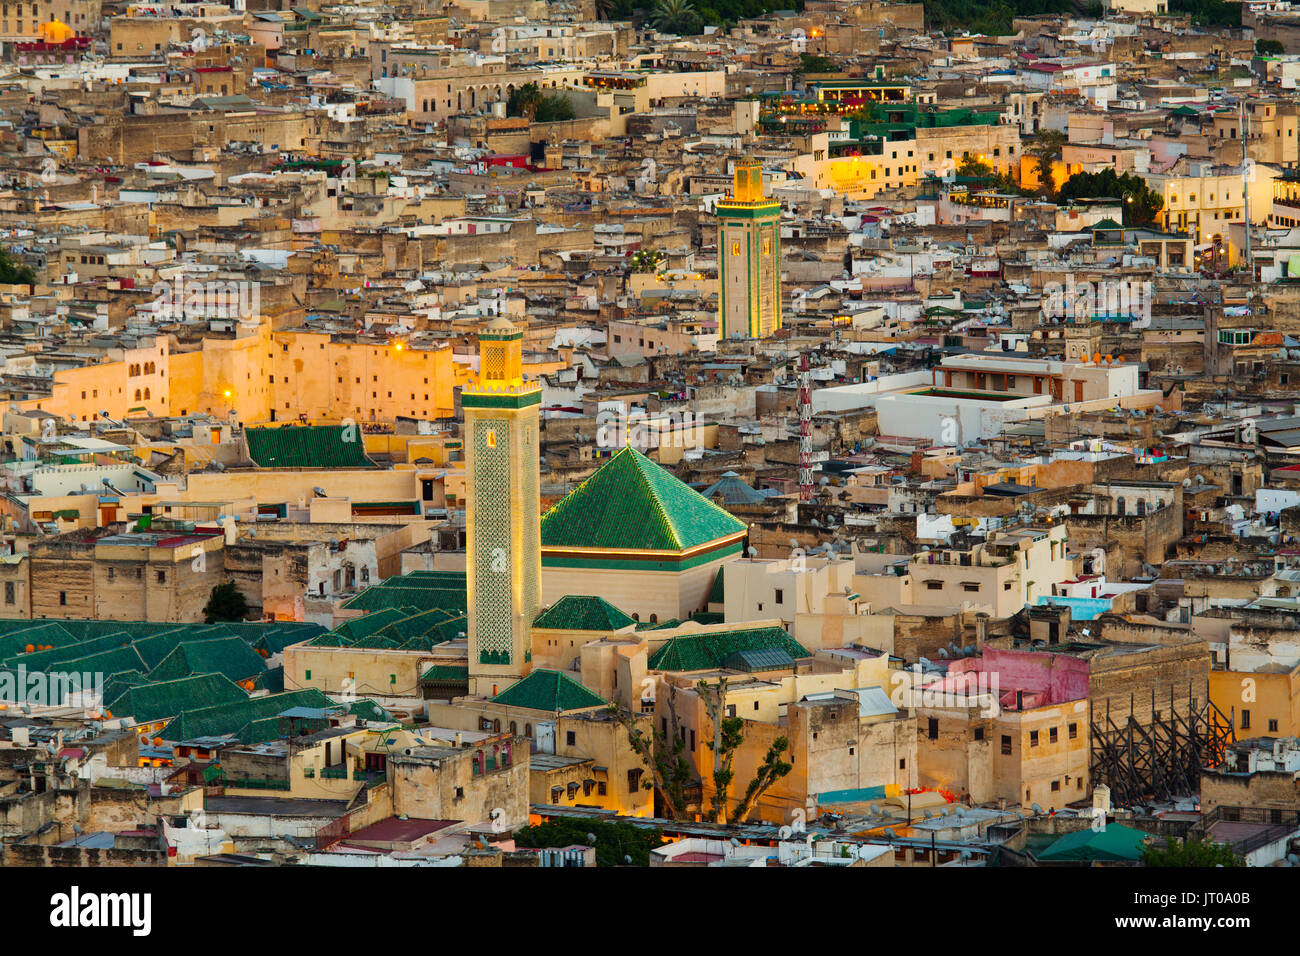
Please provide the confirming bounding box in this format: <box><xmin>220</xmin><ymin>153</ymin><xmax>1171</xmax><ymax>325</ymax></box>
<box><xmin>463</xmin><ymin>317</ymin><xmax>541</xmax><ymax>697</ymax></box>
<box><xmin>717</xmin><ymin>159</ymin><xmax>782</xmax><ymax>340</ymax></box>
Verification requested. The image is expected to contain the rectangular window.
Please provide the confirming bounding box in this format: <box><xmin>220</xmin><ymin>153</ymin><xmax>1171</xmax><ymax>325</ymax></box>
<box><xmin>1269</xmin><ymin>719</ymin><xmax>1279</xmax><ymax>732</ymax></box>
<box><xmin>974</xmin><ymin>727</ymin><xmax>984</xmax><ymax>741</ymax></box>
<box><xmin>927</xmin><ymin>718</ymin><xmax>939</xmax><ymax>740</ymax></box>
<box><xmin>1049</xmin><ymin>726</ymin><xmax>1058</xmax><ymax>744</ymax></box>
<box><xmin>566</xmin><ymin>731</ymin><xmax>576</xmax><ymax>746</ymax></box>
<box><xmin>1068</xmin><ymin>722</ymin><xmax>1077</xmax><ymax>739</ymax></box>
<box><xmin>1242</xmin><ymin>710</ymin><xmax>1251</xmax><ymax>730</ymax></box>
<box><xmin>1029</xmin><ymin>730</ymin><xmax>1039</xmax><ymax>747</ymax></box>
<box><xmin>774</xmin><ymin>588</ymin><xmax>783</xmax><ymax>604</ymax></box>
<box><xmin>3</xmin><ymin>582</ymin><xmax>11</xmax><ymax>604</ymax></box>
<box><xmin>1001</xmin><ymin>735</ymin><xmax>1012</xmax><ymax>755</ymax></box>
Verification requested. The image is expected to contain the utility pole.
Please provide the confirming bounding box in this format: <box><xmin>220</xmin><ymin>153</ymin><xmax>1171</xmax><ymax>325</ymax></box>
<box><xmin>798</xmin><ymin>353</ymin><xmax>814</xmax><ymax>503</ymax></box>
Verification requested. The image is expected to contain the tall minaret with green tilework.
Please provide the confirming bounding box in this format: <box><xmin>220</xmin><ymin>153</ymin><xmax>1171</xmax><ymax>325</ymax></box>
<box><xmin>717</xmin><ymin>159</ymin><xmax>782</xmax><ymax>340</ymax></box>
<box><xmin>463</xmin><ymin>317</ymin><xmax>541</xmax><ymax>697</ymax></box>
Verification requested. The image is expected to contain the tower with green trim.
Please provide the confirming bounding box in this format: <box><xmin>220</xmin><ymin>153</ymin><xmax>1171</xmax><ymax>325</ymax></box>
<box><xmin>717</xmin><ymin>159</ymin><xmax>782</xmax><ymax>340</ymax></box>
<box><xmin>463</xmin><ymin>317</ymin><xmax>541</xmax><ymax>697</ymax></box>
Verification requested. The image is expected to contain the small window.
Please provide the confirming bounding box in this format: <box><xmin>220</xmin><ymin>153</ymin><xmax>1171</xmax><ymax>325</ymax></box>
<box><xmin>927</xmin><ymin>718</ymin><xmax>939</xmax><ymax>740</ymax></box>
<box><xmin>974</xmin><ymin>727</ymin><xmax>984</xmax><ymax>741</ymax></box>
<box><xmin>1029</xmin><ymin>730</ymin><xmax>1039</xmax><ymax>747</ymax></box>
<box><xmin>59</xmin><ymin>591</ymin><xmax>67</xmax><ymax>605</ymax></box>
<box><xmin>1068</xmin><ymin>722</ymin><xmax>1077</xmax><ymax>739</ymax></box>
<box><xmin>774</xmin><ymin>588</ymin><xmax>784</xmax><ymax>604</ymax></box>
<box><xmin>566</xmin><ymin>731</ymin><xmax>576</xmax><ymax>746</ymax></box>
<box><xmin>1269</xmin><ymin>719</ymin><xmax>1279</xmax><ymax>732</ymax></box>
<box><xmin>1049</xmin><ymin>726</ymin><xmax>1058</xmax><ymax>744</ymax></box>
<box><xmin>1001</xmin><ymin>734</ymin><xmax>1012</xmax><ymax>755</ymax></box>
<box><xmin>1050</xmin><ymin>780</ymin><xmax>1061</xmax><ymax>792</ymax></box>
<box><xmin>1242</xmin><ymin>710</ymin><xmax>1251</xmax><ymax>730</ymax></box>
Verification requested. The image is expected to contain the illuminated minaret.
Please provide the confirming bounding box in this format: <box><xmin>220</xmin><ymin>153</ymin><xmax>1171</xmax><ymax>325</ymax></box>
<box><xmin>717</xmin><ymin>159</ymin><xmax>782</xmax><ymax>339</ymax></box>
<box><xmin>463</xmin><ymin>317</ymin><xmax>541</xmax><ymax>697</ymax></box>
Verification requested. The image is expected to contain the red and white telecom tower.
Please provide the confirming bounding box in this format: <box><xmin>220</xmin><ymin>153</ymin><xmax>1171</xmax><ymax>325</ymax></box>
<box><xmin>798</xmin><ymin>353</ymin><xmax>813</xmax><ymax>503</ymax></box>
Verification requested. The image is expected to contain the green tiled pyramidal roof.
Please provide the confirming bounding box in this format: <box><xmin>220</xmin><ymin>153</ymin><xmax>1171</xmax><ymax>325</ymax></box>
<box><xmin>108</xmin><ymin>672</ymin><xmax>248</xmax><ymax>724</ymax></box>
<box><xmin>648</xmin><ymin>626</ymin><xmax>810</xmax><ymax>672</ymax></box>
<box><xmin>149</xmin><ymin>638</ymin><xmax>268</xmax><ymax>684</ymax></box>
<box><xmin>158</xmin><ymin>688</ymin><xmax>335</xmax><ymax>742</ymax></box>
<box><xmin>533</xmin><ymin>595</ymin><xmax>637</xmax><ymax>631</ymax></box>
<box><xmin>541</xmin><ymin>447</ymin><xmax>746</xmax><ymax>552</ymax></box>
<box><xmin>246</xmin><ymin>425</ymin><xmax>374</xmax><ymax>469</ymax></box>
<box><xmin>490</xmin><ymin>669</ymin><xmax>607</xmax><ymax>713</ymax></box>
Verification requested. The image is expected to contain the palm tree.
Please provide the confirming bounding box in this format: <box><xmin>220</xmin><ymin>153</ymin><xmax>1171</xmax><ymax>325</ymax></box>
<box><xmin>1027</xmin><ymin>129</ymin><xmax>1067</xmax><ymax>197</ymax></box>
<box><xmin>651</xmin><ymin>0</ymin><xmax>700</xmax><ymax>35</ymax></box>
<box><xmin>507</xmin><ymin>82</ymin><xmax>544</xmax><ymax>121</ymax></box>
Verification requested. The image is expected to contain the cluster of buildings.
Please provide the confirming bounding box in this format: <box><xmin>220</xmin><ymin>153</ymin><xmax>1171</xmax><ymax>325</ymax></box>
<box><xmin>2</xmin><ymin>0</ymin><xmax>1300</xmax><ymax>870</ymax></box>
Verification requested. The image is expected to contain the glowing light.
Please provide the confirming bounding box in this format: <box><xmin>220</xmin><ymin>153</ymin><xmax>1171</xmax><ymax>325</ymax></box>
<box><xmin>223</xmin><ymin>389</ymin><xmax>233</xmax><ymax>398</ymax></box>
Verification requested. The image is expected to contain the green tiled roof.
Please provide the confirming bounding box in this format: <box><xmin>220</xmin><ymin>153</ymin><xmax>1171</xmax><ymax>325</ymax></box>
<box><xmin>246</xmin><ymin>425</ymin><xmax>374</xmax><ymax>469</ymax></box>
<box><xmin>541</xmin><ymin>447</ymin><xmax>746</xmax><ymax>552</ymax></box>
<box><xmin>149</xmin><ymin>638</ymin><xmax>268</xmax><ymax>684</ymax></box>
<box><xmin>0</xmin><ymin>622</ymin><xmax>77</xmax><ymax>660</ymax></box>
<box><xmin>421</xmin><ymin>663</ymin><xmax>469</xmax><ymax>683</ymax></box>
<box><xmin>2</xmin><ymin>631</ymin><xmax>131</xmax><ymax>669</ymax></box>
<box><xmin>158</xmin><ymin>688</ymin><xmax>336</xmax><ymax>741</ymax></box>
<box><xmin>490</xmin><ymin>669</ymin><xmax>607</xmax><ymax>713</ymax></box>
<box><xmin>647</xmin><ymin>626</ymin><xmax>810</xmax><ymax>672</ymax></box>
<box><xmin>108</xmin><ymin>672</ymin><xmax>248</xmax><ymax>723</ymax></box>
<box><xmin>708</xmin><ymin>566</ymin><xmax>726</xmax><ymax>605</ymax></box>
<box><xmin>533</xmin><ymin>595</ymin><xmax>636</xmax><ymax>631</ymax></box>
<box><xmin>341</xmin><ymin>571</ymin><xmax>467</xmax><ymax>615</ymax></box>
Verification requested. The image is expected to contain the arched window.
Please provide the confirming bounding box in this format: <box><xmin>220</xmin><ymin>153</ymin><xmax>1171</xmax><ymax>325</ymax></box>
<box><xmin>649</xmin><ymin>614</ymin><xmax>658</xmax><ymax>623</ymax></box>
<box><xmin>631</xmin><ymin>612</ymin><xmax>640</xmax><ymax>621</ymax></box>
<box><xmin>1136</xmin><ymin>498</ymin><xmax>1147</xmax><ymax>517</ymax></box>
<box><xmin>524</xmin><ymin>723</ymin><xmax>532</xmax><ymax>737</ymax></box>
<box><xmin>134</xmin><ymin>389</ymin><xmax>141</xmax><ymax>401</ymax></box>
<box><xmin>492</xmin><ymin>718</ymin><xmax>501</xmax><ymax>733</ymax></box>
<box><xmin>1116</xmin><ymin>497</ymin><xmax>1126</xmax><ymax>516</ymax></box>
<box><xmin>143</xmin><ymin>388</ymin><xmax>150</xmax><ymax>400</ymax></box>
<box><xmin>509</xmin><ymin>721</ymin><xmax>517</xmax><ymax>735</ymax></box>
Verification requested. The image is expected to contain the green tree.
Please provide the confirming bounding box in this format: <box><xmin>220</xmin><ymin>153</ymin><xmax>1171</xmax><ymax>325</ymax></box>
<box><xmin>506</xmin><ymin>82</ymin><xmax>544</xmax><ymax>120</ymax></box>
<box><xmin>1142</xmin><ymin>835</ymin><xmax>1244</xmax><ymax>867</ymax></box>
<box><xmin>514</xmin><ymin>819</ymin><xmax>663</xmax><ymax>866</ymax></box>
<box><xmin>1257</xmin><ymin>39</ymin><xmax>1285</xmax><ymax>56</ymax></box>
<box><xmin>608</xmin><ymin>683</ymin><xmax>696</xmax><ymax>819</ymax></box>
<box><xmin>0</xmin><ymin>247</ymin><xmax>35</xmax><ymax>286</ymax></box>
<box><xmin>204</xmin><ymin>581</ymin><xmax>250</xmax><ymax>623</ymax></box>
<box><xmin>698</xmin><ymin>677</ymin><xmax>793</xmax><ymax>824</ymax></box>
<box><xmin>651</xmin><ymin>0</ymin><xmax>702</xmax><ymax>34</ymax></box>
<box><xmin>629</xmin><ymin>248</ymin><xmax>664</xmax><ymax>273</ymax></box>
<box><xmin>507</xmin><ymin>83</ymin><xmax>574</xmax><ymax>123</ymax></box>
<box><xmin>534</xmin><ymin>92</ymin><xmax>575</xmax><ymax>124</ymax></box>
<box><xmin>797</xmin><ymin>52</ymin><xmax>838</xmax><ymax>76</ymax></box>
<box><xmin>1026</xmin><ymin>129</ymin><xmax>1068</xmax><ymax>198</ymax></box>
<box><xmin>1058</xmin><ymin>168</ymin><xmax>1164</xmax><ymax>227</ymax></box>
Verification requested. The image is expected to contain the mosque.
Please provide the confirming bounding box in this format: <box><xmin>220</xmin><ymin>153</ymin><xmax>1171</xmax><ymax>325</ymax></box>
<box><xmin>461</xmin><ymin>317</ymin><xmax>756</xmax><ymax>697</ymax></box>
